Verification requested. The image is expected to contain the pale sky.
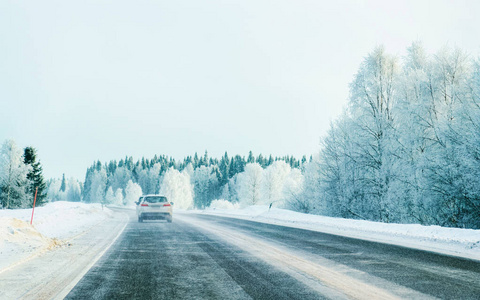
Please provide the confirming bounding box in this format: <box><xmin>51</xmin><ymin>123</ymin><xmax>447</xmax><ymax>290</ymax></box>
<box><xmin>1</xmin><ymin>0</ymin><xmax>479</xmax><ymax>180</ymax></box>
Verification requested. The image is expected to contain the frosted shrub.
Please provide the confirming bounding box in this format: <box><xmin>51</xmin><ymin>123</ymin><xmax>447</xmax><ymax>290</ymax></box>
<box><xmin>209</xmin><ymin>199</ymin><xmax>239</xmax><ymax>210</ymax></box>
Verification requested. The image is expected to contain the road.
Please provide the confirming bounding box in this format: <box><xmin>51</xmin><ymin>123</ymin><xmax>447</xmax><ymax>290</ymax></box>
<box><xmin>66</xmin><ymin>210</ymin><xmax>480</xmax><ymax>299</ymax></box>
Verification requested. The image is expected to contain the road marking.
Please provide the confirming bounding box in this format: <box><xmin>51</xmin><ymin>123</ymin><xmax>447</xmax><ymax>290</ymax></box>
<box><xmin>53</xmin><ymin>214</ymin><xmax>130</xmax><ymax>300</ymax></box>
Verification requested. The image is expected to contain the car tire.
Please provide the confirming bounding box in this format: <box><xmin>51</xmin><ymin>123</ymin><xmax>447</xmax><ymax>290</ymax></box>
<box><xmin>138</xmin><ymin>216</ymin><xmax>143</xmax><ymax>223</ymax></box>
<box><xmin>167</xmin><ymin>216</ymin><xmax>173</xmax><ymax>223</ymax></box>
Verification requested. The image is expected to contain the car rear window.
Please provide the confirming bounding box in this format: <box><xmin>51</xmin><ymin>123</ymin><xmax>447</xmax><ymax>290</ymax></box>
<box><xmin>144</xmin><ymin>196</ymin><xmax>167</xmax><ymax>203</ymax></box>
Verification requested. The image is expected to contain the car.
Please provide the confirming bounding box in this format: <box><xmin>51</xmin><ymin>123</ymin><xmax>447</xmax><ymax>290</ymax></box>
<box><xmin>136</xmin><ymin>194</ymin><xmax>173</xmax><ymax>223</ymax></box>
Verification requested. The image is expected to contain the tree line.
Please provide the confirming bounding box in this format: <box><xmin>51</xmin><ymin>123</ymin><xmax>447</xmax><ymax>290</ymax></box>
<box><xmin>297</xmin><ymin>43</ymin><xmax>480</xmax><ymax>229</ymax></box>
<box><xmin>82</xmin><ymin>151</ymin><xmax>307</xmax><ymax>209</ymax></box>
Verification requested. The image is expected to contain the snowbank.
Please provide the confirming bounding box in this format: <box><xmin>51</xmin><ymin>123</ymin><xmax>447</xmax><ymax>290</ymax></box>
<box><xmin>0</xmin><ymin>202</ymin><xmax>113</xmax><ymax>272</ymax></box>
<box><xmin>195</xmin><ymin>205</ymin><xmax>480</xmax><ymax>261</ymax></box>
<box><xmin>208</xmin><ymin>199</ymin><xmax>240</xmax><ymax>210</ymax></box>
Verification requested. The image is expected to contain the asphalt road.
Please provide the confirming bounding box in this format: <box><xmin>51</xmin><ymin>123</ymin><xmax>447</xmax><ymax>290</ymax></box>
<box><xmin>65</xmin><ymin>211</ymin><xmax>480</xmax><ymax>299</ymax></box>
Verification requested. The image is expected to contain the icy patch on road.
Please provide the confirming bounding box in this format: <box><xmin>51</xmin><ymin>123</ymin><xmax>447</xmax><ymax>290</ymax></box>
<box><xmin>0</xmin><ymin>202</ymin><xmax>113</xmax><ymax>272</ymax></box>
<box><xmin>191</xmin><ymin>205</ymin><xmax>480</xmax><ymax>261</ymax></box>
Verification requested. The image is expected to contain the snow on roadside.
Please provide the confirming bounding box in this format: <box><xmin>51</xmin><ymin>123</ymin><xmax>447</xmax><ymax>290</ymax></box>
<box><xmin>193</xmin><ymin>205</ymin><xmax>480</xmax><ymax>261</ymax></box>
<box><xmin>0</xmin><ymin>202</ymin><xmax>113</xmax><ymax>272</ymax></box>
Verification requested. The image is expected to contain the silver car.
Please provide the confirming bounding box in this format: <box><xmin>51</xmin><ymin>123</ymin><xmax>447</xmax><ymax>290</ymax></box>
<box><xmin>136</xmin><ymin>195</ymin><xmax>173</xmax><ymax>223</ymax></box>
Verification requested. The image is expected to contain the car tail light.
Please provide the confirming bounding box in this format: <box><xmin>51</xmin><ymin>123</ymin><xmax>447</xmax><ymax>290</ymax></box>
<box><xmin>163</xmin><ymin>203</ymin><xmax>171</xmax><ymax>207</ymax></box>
<box><xmin>141</xmin><ymin>204</ymin><xmax>149</xmax><ymax>207</ymax></box>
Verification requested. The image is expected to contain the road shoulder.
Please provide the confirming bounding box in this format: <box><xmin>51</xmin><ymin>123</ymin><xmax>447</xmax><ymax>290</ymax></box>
<box><xmin>0</xmin><ymin>209</ymin><xmax>128</xmax><ymax>300</ymax></box>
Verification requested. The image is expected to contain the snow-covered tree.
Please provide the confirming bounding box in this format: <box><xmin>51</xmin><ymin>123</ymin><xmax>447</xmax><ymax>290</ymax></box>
<box><xmin>46</xmin><ymin>177</ymin><xmax>82</xmax><ymax>202</ymax></box>
<box><xmin>114</xmin><ymin>188</ymin><xmax>123</xmax><ymax>205</ymax></box>
<box><xmin>182</xmin><ymin>163</ymin><xmax>194</xmax><ymax>178</ymax></box>
<box><xmin>66</xmin><ymin>177</ymin><xmax>82</xmax><ymax>202</ymax></box>
<box><xmin>124</xmin><ymin>180</ymin><xmax>142</xmax><ymax>206</ymax></box>
<box><xmin>109</xmin><ymin>166</ymin><xmax>132</xmax><ymax>196</ymax></box>
<box><xmin>283</xmin><ymin>168</ymin><xmax>304</xmax><ymax>210</ymax></box>
<box><xmin>88</xmin><ymin>168</ymin><xmax>107</xmax><ymax>203</ymax></box>
<box><xmin>105</xmin><ymin>186</ymin><xmax>115</xmax><ymax>204</ymax></box>
<box><xmin>291</xmin><ymin>156</ymin><xmax>320</xmax><ymax>213</ymax></box>
<box><xmin>137</xmin><ymin>163</ymin><xmax>161</xmax><ymax>194</ymax></box>
<box><xmin>0</xmin><ymin>140</ymin><xmax>31</xmax><ymax>208</ymax></box>
<box><xmin>348</xmin><ymin>46</ymin><xmax>398</xmax><ymax>222</ymax></box>
<box><xmin>237</xmin><ymin>163</ymin><xmax>263</xmax><ymax>207</ymax></box>
<box><xmin>260</xmin><ymin>161</ymin><xmax>291</xmax><ymax>207</ymax></box>
<box><xmin>192</xmin><ymin>165</ymin><xmax>219</xmax><ymax>208</ymax></box>
<box><xmin>46</xmin><ymin>179</ymin><xmax>63</xmax><ymax>202</ymax></box>
<box><xmin>159</xmin><ymin>167</ymin><xmax>193</xmax><ymax>209</ymax></box>
<box><xmin>303</xmin><ymin>44</ymin><xmax>480</xmax><ymax>228</ymax></box>
<box><xmin>221</xmin><ymin>175</ymin><xmax>240</xmax><ymax>203</ymax></box>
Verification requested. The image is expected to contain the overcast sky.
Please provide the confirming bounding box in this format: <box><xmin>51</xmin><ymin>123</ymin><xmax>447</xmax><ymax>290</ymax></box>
<box><xmin>1</xmin><ymin>0</ymin><xmax>479</xmax><ymax>180</ymax></box>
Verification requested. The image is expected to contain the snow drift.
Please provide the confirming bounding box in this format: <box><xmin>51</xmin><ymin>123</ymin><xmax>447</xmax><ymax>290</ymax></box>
<box><xmin>0</xmin><ymin>202</ymin><xmax>113</xmax><ymax>272</ymax></box>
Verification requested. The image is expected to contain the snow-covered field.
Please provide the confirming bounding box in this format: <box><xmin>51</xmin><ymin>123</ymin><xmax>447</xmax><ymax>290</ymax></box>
<box><xmin>193</xmin><ymin>205</ymin><xmax>480</xmax><ymax>261</ymax></box>
<box><xmin>0</xmin><ymin>202</ymin><xmax>114</xmax><ymax>273</ymax></box>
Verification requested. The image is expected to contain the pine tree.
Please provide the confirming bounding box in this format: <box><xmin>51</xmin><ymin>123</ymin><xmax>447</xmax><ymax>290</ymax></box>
<box><xmin>247</xmin><ymin>151</ymin><xmax>255</xmax><ymax>163</ymax></box>
<box><xmin>256</xmin><ymin>154</ymin><xmax>265</xmax><ymax>168</ymax></box>
<box><xmin>229</xmin><ymin>157</ymin><xmax>235</xmax><ymax>178</ymax></box>
<box><xmin>193</xmin><ymin>152</ymin><xmax>199</xmax><ymax>168</ymax></box>
<box><xmin>267</xmin><ymin>155</ymin><xmax>274</xmax><ymax>167</ymax></box>
<box><xmin>218</xmin><ymin>152</ymin><xmax>230</xmax><ymax>186</ymax></box>
<box><xmin>23</xmin><ymin>147</ymin><xmax>47</xmax><ymax>206</ymax></box>
<box><xmin>60</xmin><ymin>173</ymin><xmax>66</xmax><ymax>192</ymax></box>
<box><xmin>203</xmin><ymin>150</ymin><xmax>209</xmax><ymax>167</ymax></box>
<box><xmin>301</xmin><ymin>155</ymin><xmax>307</xmax><ymax>166</ymax></box>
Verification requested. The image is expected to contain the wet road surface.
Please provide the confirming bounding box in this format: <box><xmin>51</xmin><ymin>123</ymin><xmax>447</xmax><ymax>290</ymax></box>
<box><xmin>66</xmin><ymin>211</ymin><xmax>480</xmax><ymax>299</ymax></box>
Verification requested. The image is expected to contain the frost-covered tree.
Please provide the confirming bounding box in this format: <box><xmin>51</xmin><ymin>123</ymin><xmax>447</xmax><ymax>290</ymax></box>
<box><xmin>217</xmin><ymin>152</ymin><xmax>230</xmax><ymax>186</ymax></box>
<box><xmin>159</xmin><ymin>167</ymin><xmax>193</xmax><ymax>209</ymax></box>
<box><xmin>124</xmin><ymin>180</ymin><xmax>142</xmax><ymax>206</ymax></box>
<box><xmin>237</xmin><ymin>163</ymin><xmax>263</xmax><ymax>207</ymax></box>
<box><xmin>305</xmin><ymin>43</ymin><xmax>480</xmax><ymax>228</ymax></box>
<box><xmin>0</xmin><ymin>140</ymin><xmax>31</xmax><ymax>208</ymax></box>
<box><xmin>137</xmin><ymin>163</ymin><xmax>161</xmax><ymax>195</ymax></box>
<box><xmin>46</xmin><ymin>179</ymin><xmax>63</xmax><ymax>202</ymax></box>
<box><xmin>46</xmin><ymin>177</ymin><xmax>81</xmax><ymax>202</ymax></box>
<box><xmin>282</xmin><ymin>168</ymin><xmax>305</xmax><ymax>210</ymax></box>
<box><xmin>222</xmin><ymin>175</ymin><xmax>240</xmax><ymax>203</ymax></box>
<box><xmin>348</xmin><ymin>46</ymin><xmax>398</xmax><ymax>222</ymax></box>
<box><xmin>109</xmin><ymin>166</ymin><xmax>132</xmax><ymax>196</ymax></box>
<box><xmin>105</xmin><ymin>187</ymin><xmax>115</xmax><ymax>204</ymax></box>
<box><xmin>192</xmin><ymin>165</ymin><xmax>219</xmax><ymax>208</ymax></box>
<box><xmin>66</xmin><ymin>177</ymin><xmax>82</xmax><ymax>202</ymax></box>
<box><xmin>291</xmin><ymin>156</ymin><xmax>320</xmax><ymax>213</ymax></box>
<box><xmin>82</xmin><ymin>152</ymin><xmax>303</xmax><ymax>211</ymax></box>
<box><xmin>260</xmin><ymin>161</ymin><xmax>291</xmax><ymax>207</ymax></box>
<box><xmin>182</xmin><ymin>163</ymin><xmax>194</xmax><ymax>178</ymax></box>
<box><xmin>88</xmin><ymin>168</ymin><xmax>107</xmax><ymax>203</ymax></box>
<box><xmin>114</xmin><ymin>188</ymin><xmax>124</xmax><ymax>205</ymax></box>
<box><xmin>422</xmin><ymin>47</ymin><xmax>477</xmax><ymax>227</ymax></box>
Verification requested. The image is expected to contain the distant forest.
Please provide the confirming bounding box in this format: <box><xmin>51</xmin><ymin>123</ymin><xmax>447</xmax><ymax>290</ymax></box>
<box><xmin>80</xmin><ymin>151</ymin><xmax>307</xmax><ymax>210</ymax></box>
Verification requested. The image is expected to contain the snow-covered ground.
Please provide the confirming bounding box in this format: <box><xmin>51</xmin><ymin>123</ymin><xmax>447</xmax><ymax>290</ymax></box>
<box><xmin>0</xmin><ymin>202</ymin><xmax>114</xmax><ymax>273</ymax></box>
<box><xmin>192</xmin><ymin>205</ymin><xmax>480</xmax><ymax>261</ymax></box>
